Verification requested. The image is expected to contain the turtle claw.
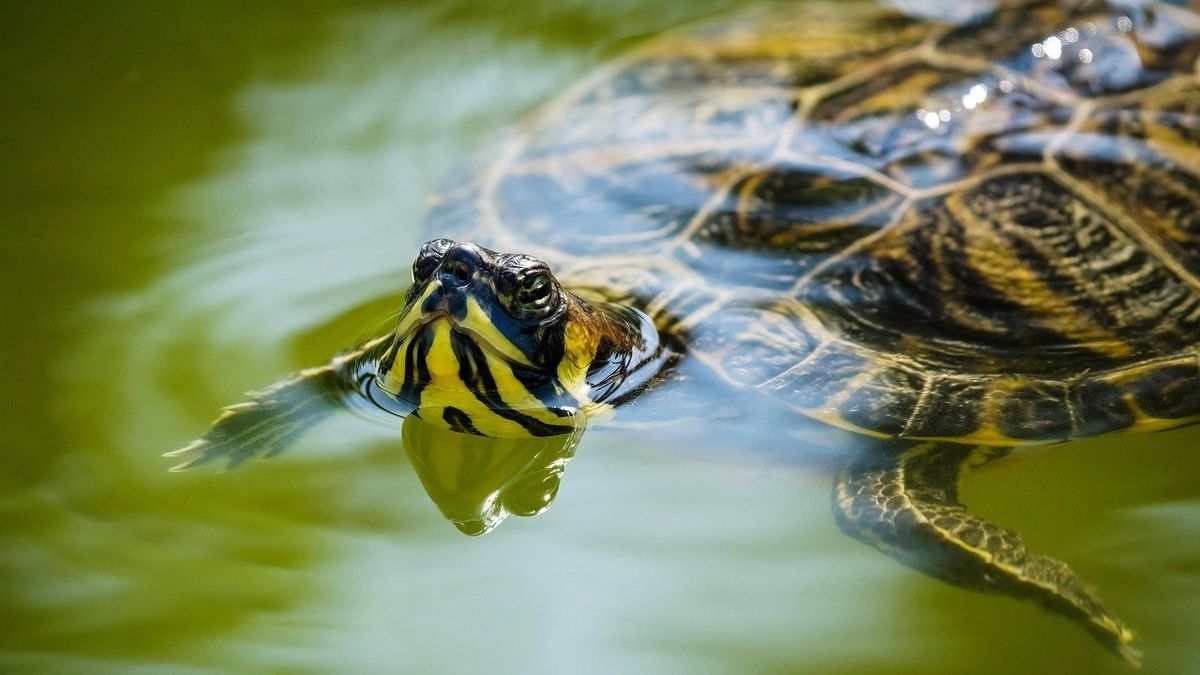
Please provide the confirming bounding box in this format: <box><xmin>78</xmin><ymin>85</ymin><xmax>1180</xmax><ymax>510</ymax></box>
<box><xmin>162</xmin><ymin>439</ymin><xmax>208</xmax><ymax>458</ymax></box>
<box><xmin>222</xmin><ymin>401</ymin><xmax>260</xmax><ymax>413</ymax></box>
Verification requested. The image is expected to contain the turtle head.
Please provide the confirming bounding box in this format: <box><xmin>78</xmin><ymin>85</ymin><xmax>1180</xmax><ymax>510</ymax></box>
<box><xmin>376</xmin><ymin>239</ymin><xmax>666</xmax><ymax>437</ymax></box>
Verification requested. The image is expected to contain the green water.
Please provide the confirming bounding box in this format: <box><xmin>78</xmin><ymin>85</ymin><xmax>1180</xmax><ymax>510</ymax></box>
<box><xmin>3</xmin><ymin>2</ymin><xmax>1199</xmax><ymax>673</ymax></box>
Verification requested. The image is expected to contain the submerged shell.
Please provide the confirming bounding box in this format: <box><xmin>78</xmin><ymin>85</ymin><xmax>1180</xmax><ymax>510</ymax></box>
<box><xmin>424</xmin><ymin>0</ymin><xmax>1200</xmax><ymax>444</ymax></box>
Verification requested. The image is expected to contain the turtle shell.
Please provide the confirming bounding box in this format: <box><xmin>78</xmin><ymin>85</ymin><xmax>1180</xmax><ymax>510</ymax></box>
<box><xmin>423</xmin><ymin>0</ymin><xmax>1200</xmax><ymax>445</ymax></box>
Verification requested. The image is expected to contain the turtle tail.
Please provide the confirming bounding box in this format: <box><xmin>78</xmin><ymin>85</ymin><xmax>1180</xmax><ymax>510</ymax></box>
<box><xmin>833</xmin><ymin>442</ymin><xmax>1140</xmax><ymax>666</ymax></box>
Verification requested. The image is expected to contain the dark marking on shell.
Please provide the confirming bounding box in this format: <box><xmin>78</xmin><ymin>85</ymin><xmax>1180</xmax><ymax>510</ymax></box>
<box><xmin>1069</xmin><ymin>380</ymin><xmax>1135</xmax><ymax>437</ymax></box>
<box><xmin>837</xmin><ymin>366</ymin><xmax>926</xmax><ymax>435</ymax></box>
<box><xmin>684</xmin><ymin>161</ymin><xmax>902</xmax><ymax>290</ymax></box>
<box><xmin>909</xmin><ymin>377</ymin><xmax>986</xmax><ymax>438</ymax></box>
<box><xmin>1129</xmin><ymin>363</ymin><xmax>1200</xmax><ymax>419</ymax></box>
<box><xmin>1058</xmin><ymin>99</ymin><xmax>1200</xmax><ymax>282</ymax></box>
<box><xmin>998</xmin><ymin>381</ymin><xmax>1072</xmax><ymax>441</ymax></box>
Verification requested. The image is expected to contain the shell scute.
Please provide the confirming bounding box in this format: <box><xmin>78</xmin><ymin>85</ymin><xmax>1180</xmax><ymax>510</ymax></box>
<box><xmin>937</xmin><ymin>1</ymin><xmax>1198</xmax><ymax>98</ymax></box>
<box><xmin>836</xmin><ymin>364</ymin><xmax>927</xmax><ymax>435</ymax></box>
<box><xmin>498</xmin><ymin>151</ymin><xmax>734</xmax><ymax>257</ymax></box>
<box><xmin>997</xmin><ymin>381</ymin><xmax>1073</xmax><ymax>441</ymax></box>
<box><xmin>1127</xmin><ymin>361</ymin><xmax>1200</xmax><ymax>420</ymax></box>
<box><xmin>1056</xmin><ymin>88</ymin><xmax>1200</xmax><ymax>280</ymax></box>
<box><xmin>1069</xmin><ymin>379</ymin><xmax>1136</xmax><ymax>437</ymax></box>
<box><xmin>907</xmin><ymin>377</ymin><xmax>986</xmax><ymax>438</ymax></box>
<box><xmin>679</xmin><ymin>161</ymin><xmax>904</xmax><ymax>290</ymax></box>
<box><xmin>760</xmin><ymin>344</ymin><xmax>867</xmax><ymax>412</ymax></box>
<box><xmin>697</xmin><ymin>304</ymin><xmax>820</xmax><ymax>386</ymax></box>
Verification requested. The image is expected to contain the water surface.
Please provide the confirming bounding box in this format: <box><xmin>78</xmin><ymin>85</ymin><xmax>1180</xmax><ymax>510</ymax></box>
<box><xmin>3</xmin><ymin>2</ymin><xmax>1199</xmax><ymax>673</ymax></box>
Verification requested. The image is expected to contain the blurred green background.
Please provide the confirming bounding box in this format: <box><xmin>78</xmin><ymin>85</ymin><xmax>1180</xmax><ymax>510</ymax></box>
<box><xmin>2</xmin><ymin>1</ymin><xmax>1199</xmax><ymax>673</ymax></box>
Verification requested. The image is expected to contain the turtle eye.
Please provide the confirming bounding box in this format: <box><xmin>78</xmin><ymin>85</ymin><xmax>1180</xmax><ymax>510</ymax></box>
<box><xmin>513</xmin><ymin>272</ymin><xmax>559</xmax><ymax>319</ymax></box>
<box><xmin>412</xmin><ymin>238</ymin><xmax>454</xmax><ymax>284</ymax></box>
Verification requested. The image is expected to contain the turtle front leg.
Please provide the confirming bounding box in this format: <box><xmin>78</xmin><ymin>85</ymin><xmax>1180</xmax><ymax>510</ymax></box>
<box><xmin>165</xmin><ymin>335</ymin><xmax>394</xmax><ymax>470</ymax></box>
<box><xmin>833</xmin><ymin>442</ymin><xmax>1139</xmax><ymax>665</ymax></box>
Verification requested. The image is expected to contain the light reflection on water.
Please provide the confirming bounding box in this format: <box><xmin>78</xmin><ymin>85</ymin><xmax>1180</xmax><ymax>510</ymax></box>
<box><xmin>3</xmin><ymin>1</ymin><xmax>1200</xmax><ymax>674</ymax></box>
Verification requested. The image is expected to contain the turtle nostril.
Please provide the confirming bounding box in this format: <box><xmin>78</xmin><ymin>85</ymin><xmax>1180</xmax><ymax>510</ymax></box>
<box><xmin>441</xmin><ymin>259</ymin><xmax>472</xmax><ymax>287</ymax></box>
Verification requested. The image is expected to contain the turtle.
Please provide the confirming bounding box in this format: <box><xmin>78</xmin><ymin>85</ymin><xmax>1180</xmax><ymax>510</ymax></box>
<box><xmin>167</xmin><ymin>0</ymin><xmax>1200</xmax><ymax>664</ymax></box>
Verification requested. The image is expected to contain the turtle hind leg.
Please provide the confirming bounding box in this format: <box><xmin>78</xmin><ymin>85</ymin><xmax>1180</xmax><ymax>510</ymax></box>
<box><xmin>833</xmin><ymin>443</ymin><xmax>1140</xmax><ymax>666</ymax></box>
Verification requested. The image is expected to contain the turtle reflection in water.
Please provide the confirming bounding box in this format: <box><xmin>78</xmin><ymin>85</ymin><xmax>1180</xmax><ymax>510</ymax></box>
<box><xmin>403</xmin><ymin>415</ymin><xmax>584</xmax><ymax>537</ymax></box>
<box><xmin>169</xmin><ymin>0</ymin><xmax>1200</xmax><ymax>664</ymax></box>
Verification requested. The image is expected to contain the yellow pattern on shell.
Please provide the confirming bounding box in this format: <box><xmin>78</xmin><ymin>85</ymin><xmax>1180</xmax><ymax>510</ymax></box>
<box><xmin>945</xmin><ymin>193</ymin><xmax>1136</xmax><ymax>360</ymax></box>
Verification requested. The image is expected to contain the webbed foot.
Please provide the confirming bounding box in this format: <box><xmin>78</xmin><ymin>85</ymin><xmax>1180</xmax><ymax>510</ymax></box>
<box><xmin>833</xmin><ymin>443</ymin><xmax>1140</xmax><ymax>665</ymax></box>
<box><xmin>165</xmin><ymin>365</ymin><xmax>344</xmax><ymax>471</ymax></box>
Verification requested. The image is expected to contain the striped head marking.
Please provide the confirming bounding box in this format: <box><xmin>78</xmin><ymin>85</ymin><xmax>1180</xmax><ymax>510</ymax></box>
<box><xmin>376</xmin><ymin>239</ymin><xmax>667</xmax><ymax>438</ymax></box>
